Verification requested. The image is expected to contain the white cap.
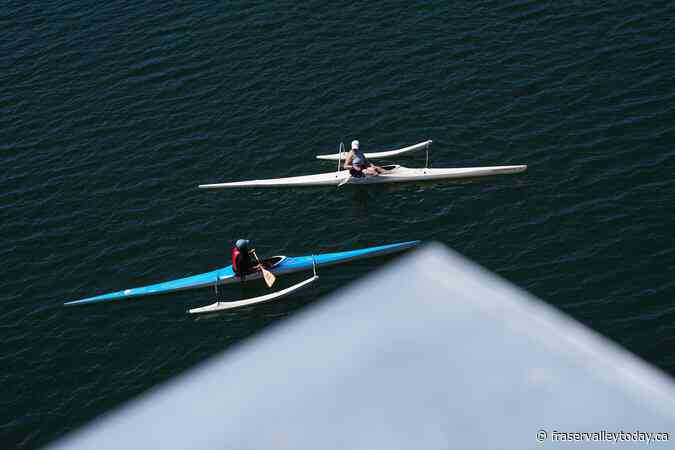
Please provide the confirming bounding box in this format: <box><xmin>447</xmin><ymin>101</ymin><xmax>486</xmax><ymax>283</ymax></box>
<box><xmin>351</xmin><ymin>140</ymin><xmax>359</xmax><ymax>150</ymax></box>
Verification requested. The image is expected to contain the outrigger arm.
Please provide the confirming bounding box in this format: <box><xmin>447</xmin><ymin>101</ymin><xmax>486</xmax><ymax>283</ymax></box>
<box><xmin>188</xmin><ymin>256</ymin><xmax>319</xmax><ymax>314</ymax></box>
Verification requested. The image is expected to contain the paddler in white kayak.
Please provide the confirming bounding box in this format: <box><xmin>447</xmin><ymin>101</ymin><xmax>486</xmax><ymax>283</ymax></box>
<box><xmin>231</xmin><ymin>239</ymin><xmax>276</xmax><ymax>287</ymax></box>
<box><xmin>344</xmin><ymin>140</ymin><xmax>385</xmax><ymax>177</ymax></box>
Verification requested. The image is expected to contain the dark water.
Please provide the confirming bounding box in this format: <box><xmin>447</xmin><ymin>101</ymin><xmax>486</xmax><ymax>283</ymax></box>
<box><xmin>2</xmin><ymin>1</ymin><xmax>675</xmax><ymax>447</ymax></box>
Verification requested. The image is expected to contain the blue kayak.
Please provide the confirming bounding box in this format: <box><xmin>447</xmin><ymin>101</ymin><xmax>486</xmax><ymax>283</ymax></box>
<box><xmin>64</xmin><ymin>241</ymin><xmax>419</xmax><ymax>306</ymax></box>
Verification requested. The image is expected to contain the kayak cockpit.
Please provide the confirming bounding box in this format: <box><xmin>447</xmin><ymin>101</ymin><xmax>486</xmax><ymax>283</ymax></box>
<box><xmin>380</xmin><ymin>164</ymin><xmax>400</xmax><ymax>171</ymax></box>
<box><xmin>258</xmin><ymin>256</ymin><xmax>285</xmax><ymax>270</ymax></box>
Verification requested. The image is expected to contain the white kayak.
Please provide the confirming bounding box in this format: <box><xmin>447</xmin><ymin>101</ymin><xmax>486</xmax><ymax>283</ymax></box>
<box><xmin>188</xmin><ymin>274</ymin><xmax>318</xmax><ymax>314</ymax></box>
<box><xmin>198</xmin><ymin>164</ymin><xmax>527</xmax><ymax>189</ymax></box>
<box><xmin>316</xmin><ymin>140</ymin><xmax>433</xmax><ymax>161</ymax></box>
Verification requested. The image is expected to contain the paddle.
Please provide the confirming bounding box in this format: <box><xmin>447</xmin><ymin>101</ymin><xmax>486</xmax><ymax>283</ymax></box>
<box><xmin>337</xmin><ymin>175</ymin><xmax>351</xmax><ymax>187</ymax></box>
<box><xmin>251</xmin><ymin>250</ymin><xmax>276</xmax><ymax>288</ymax></box>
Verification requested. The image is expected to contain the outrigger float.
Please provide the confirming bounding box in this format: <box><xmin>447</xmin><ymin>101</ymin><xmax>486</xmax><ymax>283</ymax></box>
<box><xmin>64</xmin><ymin>241</ymin><xmax>419</xmax><ymax>312</ymax></box>
<box><xmin>199</xmin><ymin>140</ymin><xmax>527</xmax><ymax>189</ymax></box>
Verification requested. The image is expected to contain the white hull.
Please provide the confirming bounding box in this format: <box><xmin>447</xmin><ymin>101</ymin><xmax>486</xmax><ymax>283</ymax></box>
<box><xmin>198</xmin><ymin>164</ymin><xmax>527</xmax><ymax>189</ymax></box>
<box><xmin>316</xmin><ymin>140</ymin><xmax>433</xmax><ymax>161</ymax></box>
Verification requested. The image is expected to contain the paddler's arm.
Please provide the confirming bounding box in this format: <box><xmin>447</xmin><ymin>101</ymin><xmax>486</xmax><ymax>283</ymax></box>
<box><xmin>249</xmin><ymin>249</ymin><xmax>260</xmax><ymax>269</ymax></box>
<box><xmin>344</xmin><ymin>151</ymin><xmax>355</xmax><ymax>169</ymax></box>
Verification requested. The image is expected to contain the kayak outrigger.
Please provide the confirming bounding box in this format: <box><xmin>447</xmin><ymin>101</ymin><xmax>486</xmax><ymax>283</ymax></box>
<box><xmin>315</xmin><ymin>140</ymin><xmax>433</xmax><ymax>161</ymax></box>
<box><xmin>188</xmin><ymin>259</ymin><xmax>320</xmax><ymax>314</ymax></box>
<box><xmin>64</xmin><ymin>241</ymin><xmax>419</xmax><ymax>309</ymax></box>
<box><xmin>198</xmin><ymin>140</ymin><xmax>527</xmax><ymax>189</ymax></box>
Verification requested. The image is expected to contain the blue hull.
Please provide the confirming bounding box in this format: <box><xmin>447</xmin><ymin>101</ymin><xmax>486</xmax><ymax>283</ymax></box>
<box><xmin>64</xmin><ymin>241</ymin><xmax>419</xmax><ymax>306</ymax></box>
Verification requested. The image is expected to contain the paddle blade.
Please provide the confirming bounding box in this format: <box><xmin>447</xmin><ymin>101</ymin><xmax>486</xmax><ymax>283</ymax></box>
<box><xmin>262</xmin><ymin>268</ymin><xmax>276</xmax><ymax>287</ymax></box>
<box><xmin>337</xmin><ymin>176</ymin><xmax>351</xmax><ymax>187</ymax></box>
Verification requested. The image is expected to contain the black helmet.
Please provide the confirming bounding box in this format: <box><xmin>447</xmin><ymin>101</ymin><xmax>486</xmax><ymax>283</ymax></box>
<box><xmin>235</xmin><ymin>239</ymin><xmax>251</xmax><ymax>250</ymax></box>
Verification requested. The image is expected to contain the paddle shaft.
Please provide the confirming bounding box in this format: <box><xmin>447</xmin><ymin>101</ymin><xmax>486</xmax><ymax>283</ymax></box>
<box><xmin>338</xmin><ymin>175</ymin><xmax>351</xmax><ymax>187</ymax></box>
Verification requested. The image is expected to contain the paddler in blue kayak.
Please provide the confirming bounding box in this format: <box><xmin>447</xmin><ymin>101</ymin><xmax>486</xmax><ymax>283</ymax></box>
<box><xmin>231</xmin><ymin>239</ymin><xmax>256</xmax><ymax>281</ymax></box>
<box><xmin>231</xmin><ymin>239</ymin><xmax>276</xmax><ymax>287</ymax></box>
<box><xmin>344</xmin><ymin>140</ymin><xmax>385</xmax><ymax>177</ymax></box>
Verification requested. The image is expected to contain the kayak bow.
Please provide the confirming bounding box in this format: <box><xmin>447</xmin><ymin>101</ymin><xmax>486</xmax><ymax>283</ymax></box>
<box><xmin>64</xmin><ymin>241</ymin><xmax>419</xmax><ymax>307</ymax></box>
